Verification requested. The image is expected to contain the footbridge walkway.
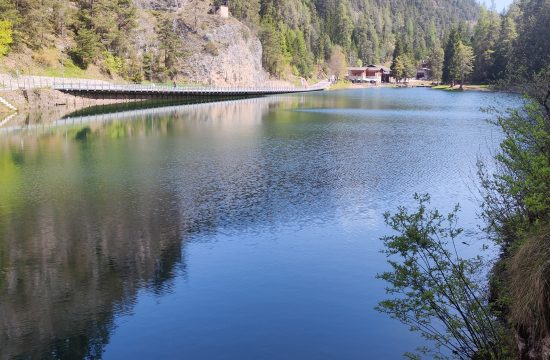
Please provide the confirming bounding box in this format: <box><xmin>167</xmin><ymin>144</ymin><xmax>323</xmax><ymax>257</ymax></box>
<box><xmin>51</xmin><ymin>80</ymin><xmax>331</xmax><ymax>97</ymax></box>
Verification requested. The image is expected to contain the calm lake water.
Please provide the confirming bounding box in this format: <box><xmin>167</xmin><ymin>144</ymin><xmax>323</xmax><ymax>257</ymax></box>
<box><xmin>0</xmin><ymin>88</ymin><xmax>519</xmax><ymax>359</ymax></box>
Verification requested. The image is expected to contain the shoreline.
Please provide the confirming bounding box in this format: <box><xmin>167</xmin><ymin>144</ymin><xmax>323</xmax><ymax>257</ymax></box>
<box><xmin>0</xmin><ymin>88</ymin><xmax>158</xmax><ymax>128</ymax></box>
<box><xmin>328</xmin><ymin>81</ymin><xmax>493</xmax><ymax>92</ymax></box>
<box><xmin>0</xmin><ymin>81</ymin><xmax>496</xmax><ymax>128</ymax></box>
<box><xmin>431</xmin><ymin>84</ymin><xmax>493</xmax><ymax>91</ymax></box>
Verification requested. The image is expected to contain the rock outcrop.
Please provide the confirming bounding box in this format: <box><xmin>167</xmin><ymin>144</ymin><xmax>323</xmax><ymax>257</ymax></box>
<box><xmin>135</xmin><ymin>0</ymin><xmax>269</xmax><ymax>87</ymax></box>
<box><xmin>181</xmin><ymin>22</ymin><xmax>268</xmax><ymax>86</ymax></box>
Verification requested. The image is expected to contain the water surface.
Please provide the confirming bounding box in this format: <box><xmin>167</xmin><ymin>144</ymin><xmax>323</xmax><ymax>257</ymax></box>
<box><xmin>0</xmin><ymin>88</ymin><xmax>518</xmax><ymax>359</ymax></box>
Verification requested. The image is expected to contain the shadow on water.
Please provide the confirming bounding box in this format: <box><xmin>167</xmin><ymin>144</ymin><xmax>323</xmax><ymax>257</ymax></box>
<box><xmin>74</xmin><ymin>126</ymin><xmax>92</xmax><ymax>140</ymax></box>
<box><xmin>62</xmin><ymin>96</ymin><xmax>255</xmax><ymax>119</ymax></box>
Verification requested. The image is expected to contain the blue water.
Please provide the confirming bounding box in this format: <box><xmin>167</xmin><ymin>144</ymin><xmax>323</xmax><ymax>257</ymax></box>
<box><xmin>0</xmin><ymin>88</ymin><xmax>519</xmax><ymax>359</ymax></box>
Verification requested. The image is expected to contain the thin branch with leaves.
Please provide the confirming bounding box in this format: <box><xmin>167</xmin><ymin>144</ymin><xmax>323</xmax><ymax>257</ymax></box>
<box><xmin>376</xmin><ymin>193</ymin><xmax>505</xmax><ymax>359</ymax></box>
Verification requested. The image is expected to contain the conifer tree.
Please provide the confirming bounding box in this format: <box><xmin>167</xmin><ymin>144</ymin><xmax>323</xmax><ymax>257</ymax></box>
<box><xmin>428</xmin><ymin>47</ymin><xmax>444</xmax><ymax>83</ymax></box>
<box><xmin>260</xmin><ymin>16</ymin><xmax>286</xmax><ymax>77</ymax></box>
<box><xmin>510</xmin><ymin>0</ymin><xmax>550</xmax><ymax>78</ymax></box>
<box><xmin>334</xmin><ymin>2</ymin><xmax>353</xmax><ymax>52</ymax></box>
<box><xmin>472</xmin><ymin>6</ymin><xmax>500</xmax><ymax>82</ymax></box>
<box><xmin>156</xmin><ymin>14</ymin><xmax>184</xmax><ymax>80</ymax></box>
<box><xmin>291</xmin><ymin>30</ymin><xmax>313</xmax><ymax>77</ymax></box>
<box><xmin>72</xmin><ymin>29</ymin><xmax>101</xmax><ymax>68</ymax></box>
<box><xmin>390</xmin><ymin>37</ymin><xmax>405</xmax><ymax>78</ymax></box>
<box><xmin>442</xmin><ymin>28</ymin><xmax>460</xmax><ymax>85</ymax></box>
<box><xmin>489</xmin><ymin>13</ymin><xmax>516</xmax><ymax>81</ymax></box>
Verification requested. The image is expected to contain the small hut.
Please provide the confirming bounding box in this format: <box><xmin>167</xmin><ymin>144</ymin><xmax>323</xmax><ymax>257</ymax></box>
<box><xmin>210</xmin><ymin>0</ymin><xmax>229</xmax><ymax>18</ymax></box>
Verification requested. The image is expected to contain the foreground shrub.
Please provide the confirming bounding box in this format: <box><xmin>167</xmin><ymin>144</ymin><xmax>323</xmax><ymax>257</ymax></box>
<box><xmin>377</xmin><ymin>194</ymin><xmax>506</xmax><ymax>359</ymax></box>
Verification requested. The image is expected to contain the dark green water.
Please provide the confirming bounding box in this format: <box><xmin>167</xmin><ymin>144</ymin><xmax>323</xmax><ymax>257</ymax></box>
<box><xmin>0</xmin><ymin>88</ymin><xmax>518</xmax><ymax>359</ymax></box>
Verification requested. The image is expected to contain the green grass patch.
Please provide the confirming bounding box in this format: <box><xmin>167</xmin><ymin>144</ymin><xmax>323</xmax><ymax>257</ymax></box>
<box><xmin>432</xmin><ymin>84</ymin><xmax>463</xmax><ymax>90</ymax></box>
<box><xmin>432</xmin><ymin>84</ymin><xmax>491</xmax><ymax>91</ymax></box>
<box><xmin>328</xmin><ymin>80</ymin><xmax>352</xmax><ymax>90</ymax></box>
<box><xmin>42</xmin><ymin>59</ymin><xmax>90</xmax><ymax>78</ymax></box>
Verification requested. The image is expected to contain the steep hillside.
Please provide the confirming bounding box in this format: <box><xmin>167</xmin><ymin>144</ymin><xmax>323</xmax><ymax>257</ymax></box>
<box><xmin>174</xmin><ymin>1</ymin><xmax>268</xmax><ymax>86</ymax></box>
<box><xmin>0</xmin><ymin>0</ymin><xmax>268</xmax><ymax>86</ymax></box>
<box><xmin>0</xmin><ymin>0</ymin><xmax>480</xmax><ymax>84</ymax></box>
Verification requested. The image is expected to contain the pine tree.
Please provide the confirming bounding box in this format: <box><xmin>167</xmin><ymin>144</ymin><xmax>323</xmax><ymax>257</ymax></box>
<box><xmin>72</xmin><ymin>28</ymin><xmax>101</xmax><ymax>68</ymax></box>
<box><xmin>489</xmin><ymin>13</ymin><xmax>516</xmax><ymax>81</ymax></box>
<box><xmin>291</xmin><ymin>29</ymin><xmax>313</xmax><ymax>77</ymax></box>
<box><xmin>260</xmin><ymin>16</ymin><xmax>286</xmax><ymax>77</ymax></box>
<box><xmin>391</xmin><ymin>54</ymin><xmax>415</xmax><ymax>83</ymax></box>
<box><xmin>391</xmin><ymin>55</ymin><xmax>405</xmax><ymax>82</ymax></box>
<box><xmin>442</xmin><ymin>28</ymin><xmax>460</xmax><ymax>85</ymax></box>
<box><xmin>510</xmin><ymin>0</ymin><xmax>550</xmax><ymax>78</ymax></box>
<box><xmin>228</xmin><ymin>0</ymin><xmax>261</xmax><ymax>27</ymax></box>
<box><xmin>472</xmin><ymin>6</ymin><xmax>500</xmax><ymax>82</ymax></box>
<box><xmin>353</xmin><ymin>16</ymin><xmax>371</xmax><ymax>64</ymax></box>
<box><xmin>156</xmin><ymin>14</ymin><xmax>184</xmax><ymax>80</ymax></box>
<box><xmin>390</xmin><ymin>37</ymin><xmax>405</xmax><ymax>77</ymax></box>
<box><xmin>402</xmin><ymin>54</ymin><xmax>416</xmax><ymax>81</ymax></box>
<box><xmin>428</xmin><ymin>47</ymin><xmax>444</xmax><ymax>83</ymax></box>
<box><xmin>334</xmin><ymin>2</ymin><xmax>353</xmax><ymax>52</ymax></box>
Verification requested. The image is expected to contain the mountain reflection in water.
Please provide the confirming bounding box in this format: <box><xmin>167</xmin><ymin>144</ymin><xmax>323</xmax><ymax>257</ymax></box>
<box><xmin>0</xmin><ymin>89</ymin><xmax>520</xmax><ymax>359</ymax></box>
<box><xmin>0</xmin><ymin>96</ymin><xmax>312</xmax><ymax>359</ymax></box>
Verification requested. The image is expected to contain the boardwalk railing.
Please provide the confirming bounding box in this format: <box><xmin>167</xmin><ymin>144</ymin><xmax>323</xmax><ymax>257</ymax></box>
<box><xmin>0</xmin><ymin>74</ymin><xmax>330</xmax><ymax>95</ymax></box>
<box><xmin>0</xmin><ymin>75</ymin><xmax>111</xmax><ymax>91</ymax></box>
<box><xmin>52</xmin><ymin>81</ymin><xmax>330</xmax><ymax>95</ymax></box>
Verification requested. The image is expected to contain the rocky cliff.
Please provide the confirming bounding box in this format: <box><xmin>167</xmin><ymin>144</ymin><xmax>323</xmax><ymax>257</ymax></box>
<box><xmin>181</xmin><ymin>22</ymin><xmax>267</xmax><ymax>87</ymax></box>
<box><xmin>136</xmin><ymin>0</ymin><xmax>268</xmax><ymax>86</ymax></box>
<box><xmin>0</xmin><ymin>0</ymin><xmax>270</xmax><ymax>88</ymax></box>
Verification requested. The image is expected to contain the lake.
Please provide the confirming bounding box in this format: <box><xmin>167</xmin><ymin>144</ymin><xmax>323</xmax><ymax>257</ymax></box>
<box><xmin>0</xmin><ymin>88</ymin><xmax>518</xmax><ymax>359</ymax></box>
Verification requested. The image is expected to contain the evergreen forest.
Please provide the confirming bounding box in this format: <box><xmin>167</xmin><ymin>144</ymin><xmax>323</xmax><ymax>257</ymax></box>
<box><xmin>0</xmin><ymin>0</ymin><xmax>546</xmax><ymax>85</ymax></box>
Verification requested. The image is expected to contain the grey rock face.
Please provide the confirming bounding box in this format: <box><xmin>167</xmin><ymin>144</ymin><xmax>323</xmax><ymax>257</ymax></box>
<box><xmin>181</xmin><ymin>21</ymin><xmax>268</xmax><ymax>86</ymax></box>
<box><xmin>135</xmin><ymin>0</ymin><xmax>187</xmax><ymax>10</ymax></box>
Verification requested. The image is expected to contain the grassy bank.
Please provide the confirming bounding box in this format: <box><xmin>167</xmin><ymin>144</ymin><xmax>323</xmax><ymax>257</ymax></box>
<box><xmin>432</xmin><ymin>84</ymin><xmax>491</xmax><ymax>91</ymax></box>
<box><xmin>377</xmin><ymin>68</ymin><xmax>550</xmax><ymax>358</ymax></box>
<box><xmin>328</xmin><ymin>81</ymin><xmax>401</xmax><ymax>90</ymax></box>
<box><xmin>477</xmin><ymin>75</ymin><xmax>550</xmax><ymax>358</ymax></box>
<box><xmin>327</xmin><ymin>80</ymin><xmax>353</xmax><ymax>90</ymax></box>
<box><xmin>490</xmin><ymin>224</ymin><xmax>550</xmax><ymax>359</ymax></box>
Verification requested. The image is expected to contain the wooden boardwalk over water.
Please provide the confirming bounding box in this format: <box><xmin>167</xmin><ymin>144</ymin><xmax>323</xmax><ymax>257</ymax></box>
<box><xmin>52</xmin><ymin>81</ymin><xmax>331</xmax><ymax>97</ymax></box>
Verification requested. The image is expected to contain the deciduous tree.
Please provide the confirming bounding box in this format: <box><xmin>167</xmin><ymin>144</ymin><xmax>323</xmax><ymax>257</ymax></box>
<box><xmin>328</xmin><ymin>45</ymin><xmax>347</xmax><ymax>80</ymax></box>
<box><xmin>453</xmin><ymin>41</ymin><xmax>474</xmax><ymax>89</ymax></box>
<box><xmin>0</xmin><ymin>20</ymin><xmax>13</xmax><ymax>57</ymax></box>
<box><xmin>377</xmin><ymin>194</ymin><xmax>505</xmax><ymax>359</ymax></box>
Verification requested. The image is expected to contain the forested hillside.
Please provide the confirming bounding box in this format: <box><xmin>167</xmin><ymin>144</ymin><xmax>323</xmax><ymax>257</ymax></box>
<box><xmin>0</xmin><ymin>0</ymin><xmax>547</xmax><ymax>86</ymax></box>
<box><xmin>386</xmin><ymin>0</ymin><xmax>549</xmax><ymax>87</ymax></box>
<box><xmin>466</xmin><ymin>0</ymin><xmax>549</xmax><ymax>84</ymax></box>
<box><xmin>231</xmin><ymin>0</ymin><xmax>478</xmax><ymax>77</ymax></box>
<box><xmin>0</xmin><ymin>0</ymin><xmax>479</xmax><ymax>83</ymax></box>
